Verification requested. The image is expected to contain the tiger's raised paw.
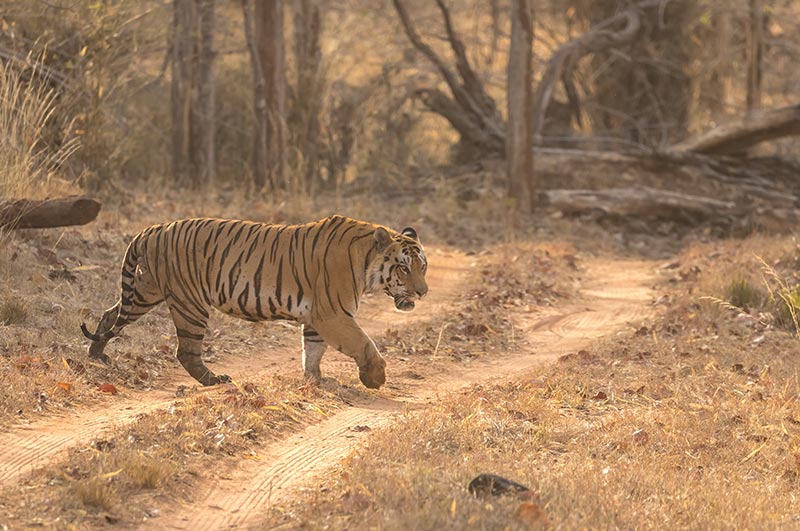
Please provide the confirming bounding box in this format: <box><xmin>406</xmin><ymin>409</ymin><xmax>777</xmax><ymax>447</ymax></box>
<box><xmin>359</xmin><ymin>357</ymin><xmax>386</xmax><ymax>389</ymax></box>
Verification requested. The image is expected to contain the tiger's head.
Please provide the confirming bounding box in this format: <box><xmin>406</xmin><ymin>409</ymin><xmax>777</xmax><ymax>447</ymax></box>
<box><xmin>369</xmin><ymin>226</ymin><xmax>428</xmax><ymax>312</ymax></box>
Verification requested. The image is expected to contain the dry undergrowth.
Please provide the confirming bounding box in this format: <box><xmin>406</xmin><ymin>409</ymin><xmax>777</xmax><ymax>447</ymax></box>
<box><xmin>0</xmin><ymin>215</ymin><xmax>582</xmax><ymax>529</ymax></box>
<box><xmin>377</xmin><ymin>242</ymin><xmax>581</xmax><ymax>366</ymax></box>
<box><xmin>0</xmin><ymin>376</ymin><xmax>348</xmax><ymax>528</ymax></box>
<box><xmin>269</xmin><ymin>234</ymin><xmax>800</xmax><ymax>530</ymax></box>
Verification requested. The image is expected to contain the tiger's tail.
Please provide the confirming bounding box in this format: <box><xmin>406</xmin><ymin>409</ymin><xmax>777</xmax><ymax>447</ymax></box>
<box><xmin>80</xmin><ymin>231</ymin><xmax>146</xmax><ymax>343</ymax></box>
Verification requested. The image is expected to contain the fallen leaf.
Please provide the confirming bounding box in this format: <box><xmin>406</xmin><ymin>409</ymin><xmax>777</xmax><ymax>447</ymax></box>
<box><xmin>592</xmin><ymin>391</ymin><xmax>608</xmax><ymax>401</ymax></box>
<box><xmin>15</xmin><ymin>355</ymin><xmax>36</xmax><ymax>370</ymax></box>
<box><xmin>515</xmin><ymin>501</ymin><xmax>548</xmax><ymax>527</ymax></box>
<box><xmin>632</xmin><ymin>429</ymin><xmax>649</xmax><ymax>444</ymax></box>
<box><xmin>56</xmin><ymin>382</ymin><xmax>73</xmax><ymax>395</ymax></box>
<box><xmin>63</xmin><ymin>357</ymin><xmax>86</xmax><ymax>374</ymax></box>
<box><xmin>97</xmin><ymin>383</ymin><xmax>118</xmax><ymax>395</ymax></box>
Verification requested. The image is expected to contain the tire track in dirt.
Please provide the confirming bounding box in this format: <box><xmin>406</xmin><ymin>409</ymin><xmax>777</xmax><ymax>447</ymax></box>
<box><xmin>0</xmin><ymin>248</ymin><xmax>472</xmax><ymax>486</ymax></box>
<box><xmin>143</xmin><ymin>258</ymin><xmax>656</xmax><ymax>531</ymax></box>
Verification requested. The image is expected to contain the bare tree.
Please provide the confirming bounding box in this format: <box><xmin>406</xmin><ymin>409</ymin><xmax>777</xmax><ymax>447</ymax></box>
<box><xmin>292</xmin><ymin>0</ymin><xmax>322</xmax><ymax>192</ymax></box>
<box><xmin>171</xmin><ymin>0</ymin><xmax>193</xmax><ymax>185</ymax></box>
<box><xmin>243</xmin><ymin>0</ymin><xmax>287</xmax><ymax>191</ymax></box>
<box><xmin>393</xmin><ymin>0</ymin><xmax>504</xmax><ymax>161</ymax></box>
<box><xmin>171</xmin><ymin>0</ymin><xmax>216</xmax><ymax>187</ymax></box>
<box><xmin>746</xmin><ymin>0</ymin><xmax>763</xmax><ymax>113</ymax></box>
<box><xmin>192</xmin><ymin>0</ymin><xmax>215</xmax><ymax>187</ymax></box>
<box><xmin>507</xmin><ymin>0</ymin><xmax>535</xmax><ymax>212</ymax></box>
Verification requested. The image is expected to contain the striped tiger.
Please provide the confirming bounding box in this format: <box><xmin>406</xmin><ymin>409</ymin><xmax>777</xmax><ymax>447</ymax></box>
<box><xmin>80</xmin><ymin>215</ymin><xmax>428</xmax><ymax>389</ymax></box>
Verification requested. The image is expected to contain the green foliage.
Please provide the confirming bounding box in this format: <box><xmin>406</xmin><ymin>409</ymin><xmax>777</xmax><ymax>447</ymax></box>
<box><xmin>725</xmin><ymin>277</ymin><xmax>763</xmax><ymax>309</ymax></box>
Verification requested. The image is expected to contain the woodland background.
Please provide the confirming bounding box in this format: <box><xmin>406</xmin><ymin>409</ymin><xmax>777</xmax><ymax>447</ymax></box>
<box><xmin>0</xmin><ymin>0</ymin><xmax>798</xmax><ymax>229</ymax></box>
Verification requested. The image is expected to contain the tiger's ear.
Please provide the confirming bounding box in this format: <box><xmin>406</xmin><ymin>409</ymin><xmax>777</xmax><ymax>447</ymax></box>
<box><xmin>401</xmin><ymin>227</ymin><xmax>418</xmax><ymax>241</ymax></box>
<box><xmin>374</xmin><ymin>227</ymin><xmax>392</xmax><ymax>251</ymax></box>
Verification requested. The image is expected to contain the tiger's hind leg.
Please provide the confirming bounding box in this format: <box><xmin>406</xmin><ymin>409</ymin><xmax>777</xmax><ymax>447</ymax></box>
<box><xmin>167</xmin><ymin>301</ymin><xmax>229</xmax><ymax>386</ymax></box>
<box><xmin>87</xmin><ymin>302</ymin><xmax>120</xmax><ymax>364</ymax></box>
<box><xmin>87</xmin><ymin>266</ymin><xmax>164</xmax><ymax>363</ymax></box>
<box><xmin>301</xmin><ymin>325</ymin><xmax>327</xmax><ymax>383</ymax></box>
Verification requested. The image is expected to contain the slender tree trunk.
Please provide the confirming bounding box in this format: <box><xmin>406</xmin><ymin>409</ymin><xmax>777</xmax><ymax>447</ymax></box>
<box><xmin>255</xmin><ymin>0</ymin><xmax>287</xmax><ymax>191</ymax></box>
<box><xmin>242</xmin><ymin>0</ymin><xmax>268</xmax><ymax>189</ymax></box>
<box><xmin>507</xmin><ymin>0</ymin><xmax>535</xmax><ymax>212</ymax></box>
<box><xmin>293</xmin><ymin>0</ymin><xmax>322</xmax><ymax>193</ymax></box>
<box><xmin>172</xmin><ymin>0</ymin><xmax>215</xmax><ymax>188</ymax></box>
<box><xmin>171</xmin><ymin>0</ymin><xmax>194</xmax><ymax>184</ymax></box>
<box><xmin>746</xmin><ymin>0</ymin><xmax>763</xmax><ymax>113</ymax></box>
<box><xmin>191</xmin><ymin>0</ymin><xmax>216</xmax><ymax>187</ymax></box>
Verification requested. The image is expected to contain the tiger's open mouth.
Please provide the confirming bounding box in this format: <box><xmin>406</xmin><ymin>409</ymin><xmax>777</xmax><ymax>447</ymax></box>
<box><xmin>394</xmin><ymin>294</ymin><xmax>416</xmax><ymax>312</ymax></box>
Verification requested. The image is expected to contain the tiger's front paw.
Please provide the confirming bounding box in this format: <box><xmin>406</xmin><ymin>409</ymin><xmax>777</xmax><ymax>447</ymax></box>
<box><xmin>359</xmin><ymin>356</ymin><xmax>386</xmax><ymax>389</ymax></box>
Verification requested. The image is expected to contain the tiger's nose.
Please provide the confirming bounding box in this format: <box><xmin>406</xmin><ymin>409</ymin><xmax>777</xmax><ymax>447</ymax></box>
<box><xmin>416</xmin><ymin>283</ymin><xmax>428</xmax><ymax>298</ymax></box>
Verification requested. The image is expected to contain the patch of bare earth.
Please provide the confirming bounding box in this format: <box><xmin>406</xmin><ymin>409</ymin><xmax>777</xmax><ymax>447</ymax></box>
<box><xmin>0</xmin><ymin>245</ymin><xmax>475</xmax><ymax>528</ymax></box>
<box><xmin>275</xmin><ymin>235</ymin><xmax>800</xmax><ymax>530</ymax></box>
<box><xmin>0</xmin><ymin>220</ymin><xmax>650</xmax><ymax>531</ymax></box>
<box><xmin>138</xmin><ymin>254</ymin><xmax>654</xmax><ymax>530</ymax></box>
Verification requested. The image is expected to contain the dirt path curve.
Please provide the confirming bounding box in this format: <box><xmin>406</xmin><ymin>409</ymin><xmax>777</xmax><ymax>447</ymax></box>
<box><xmin>144</xmin><ymin>257</ymin><xmax>656</xmax><ymax>531</ymax></box>
<box><xmin>0</xmin><ymin>247</ymin><xmax>470</xmax><ymax>486</ymax></box>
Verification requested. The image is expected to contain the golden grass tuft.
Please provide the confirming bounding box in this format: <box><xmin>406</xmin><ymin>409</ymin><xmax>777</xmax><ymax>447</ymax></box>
<box><xmin>0</xmin><ymin>296</ymin><xmax>28</xmax><ymax>325</ymax></box>
<box><xmin>0</xmin><ymin>58</ymin><xmax>78</xmax><ymax>201</ymax></box>
<box><xmin>70</xmin><ymin>476</ymin><xmax>117</xmax><ymax>511</ymax></box>
<box><xmin>123</xmin><ymin>452</ymin><xmax>174</xmax><ymax>489</ymax></box>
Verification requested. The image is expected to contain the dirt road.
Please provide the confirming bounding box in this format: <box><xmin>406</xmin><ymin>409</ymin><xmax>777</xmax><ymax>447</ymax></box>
<box><xmin>142</xmin><ymin>255</ymin><xmax>656</xmax><ymax>530</ymax></box>
<box><xmin>0</xmin><ymin>248</ymin><xmax>655</xmax><ymax>530</ymax></box>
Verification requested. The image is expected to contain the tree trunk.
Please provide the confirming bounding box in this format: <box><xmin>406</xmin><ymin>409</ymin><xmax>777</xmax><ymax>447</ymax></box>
<box><xmin>254</xmin><ymin>0</ymin><xmax>287</xmax><ymax>191</ymax></box>
<box><xmin>242</xmin><ymin>0</ymin><xmax>268</xmax><ymax>189</ymax></box>
<box><xmin>0</xmin><ymin>197</ymin><xmax>101</xmax><ymax>229</ymax></box>
<box><xmin>293</xmin><ymin>0</ymin><xmax>322</xmax><ymax>193</ymax></box>
<box><xmin>746</xmin><ymin>0</ymin><xmax>763</xmax><ymax>113</ymax></box>
<box><xmin>170</xmin><ymin>0</ymin><xmax>194</xmax><ymax>185</ymax></box>
<box><xmin>171</xmin><ymin>0</ymin><xmax>215</xmax><ymax>188</ymax></box>
<box><xmin>507</xmin><ymin>0</ymin><xmax>535</xmax><ymax>212</ymax></box>
<box><xmin>191</xmin><ymin>0</ymin><xmax>216</xmax><ymax>187</ymax></box>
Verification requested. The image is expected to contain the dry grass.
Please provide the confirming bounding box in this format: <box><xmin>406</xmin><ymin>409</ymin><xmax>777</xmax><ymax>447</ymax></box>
<box><xmin>0</xmin><ymin>58</ymin><xmax>78</xmax><ymax>200</ymax></box>
<box><xmin>0</xmin><ymin>295</ymin><xmax>28</xmax><ymax>325</ymax></box>
<box><xmin>0</xmin><ymin>376</ymin><xmax>346</xmax><ymax>527</ymax></box>
<box><xmin>268</xmin><ymin>234</ymin><xmax>800</xmax><ymax>530</ymax></box>
<box><xmin>377</xmin><ymin>241</ymin><xmax>580</xmax><ymax>366</ymax></box>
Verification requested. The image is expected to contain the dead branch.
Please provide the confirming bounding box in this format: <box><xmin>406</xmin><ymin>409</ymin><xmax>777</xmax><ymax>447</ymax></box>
<box><xmin>392</xmin><ymin>0</ymin><xmax>504</xmax><ymax>156</ymax></box>
<box><xmin>532</xmin><ymin>0</ymin><xmax>666</xmax><ymax>140</ymax></box>
<box><xmin>0</xmin><ymin>196</ymin><xmax>101</xmax><ymax>229</ymax></box>
<box><xmin>672</xmin><ymin>104</ymin><xmax>800</xmax><ymax>155</ymax></box>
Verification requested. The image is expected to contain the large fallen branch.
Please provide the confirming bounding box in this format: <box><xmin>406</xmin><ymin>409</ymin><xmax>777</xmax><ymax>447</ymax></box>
<box><xmin>542</xmin><ymin>186</ymin><xmax>737</xmax><ymax>223</ymax></box>
<box><xmin>0</xmin><ymin>196</ymin><xmax>102</xmax><ymax>229</ymax></box>
<box><xmin>672</xmin><ymin>103</ymin><xmax>800</xmax><ymax>155</ymax></box>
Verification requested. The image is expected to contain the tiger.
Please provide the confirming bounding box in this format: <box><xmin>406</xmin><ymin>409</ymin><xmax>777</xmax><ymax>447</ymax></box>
<box><xmin>80</xmin><ymin>215</ymin><xmax>428</xmax><ymax>389</ymax></box>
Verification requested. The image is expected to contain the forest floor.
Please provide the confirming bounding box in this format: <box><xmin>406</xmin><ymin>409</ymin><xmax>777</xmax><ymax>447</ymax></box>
<box><xmin>0</xmin><ymin>190</ymin><xmax>798</xmax><ymax>530</ymax></box>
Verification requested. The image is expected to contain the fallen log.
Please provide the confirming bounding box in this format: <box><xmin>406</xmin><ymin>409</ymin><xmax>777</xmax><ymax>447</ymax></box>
<box><xmin>0</xmin><ymin>196</ymin><xmax>102</xmax><ymax>229</ymax></box>
<box><xmin>542</xmin><ymin>187</ymin><xmax>738</xmax><ymax>223</ymax></box>
<box><xmin>672</xmin><ymin>103</ymin><xmax>800</xmax><ymax>155</ymax></box>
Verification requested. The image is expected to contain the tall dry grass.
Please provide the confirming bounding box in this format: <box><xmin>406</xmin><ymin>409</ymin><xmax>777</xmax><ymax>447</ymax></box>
<box><xmin>0</xmin><ymin>58</ymin><xmax>78</xmax><ymax>200</ymax></box>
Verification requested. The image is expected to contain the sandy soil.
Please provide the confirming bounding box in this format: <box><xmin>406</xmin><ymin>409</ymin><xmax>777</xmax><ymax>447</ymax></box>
<box><xmin>135</xmin><ymin>255</ymin><xmax>656</xmax><ymax>530</ymax></box>
<box><xmin>0</xmin><ymin>246</ymin><xmax>656</xmax><ymax>530</ymax></box>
